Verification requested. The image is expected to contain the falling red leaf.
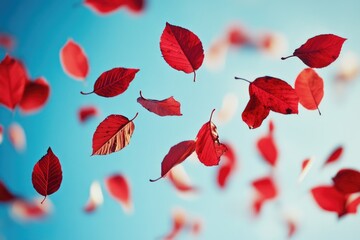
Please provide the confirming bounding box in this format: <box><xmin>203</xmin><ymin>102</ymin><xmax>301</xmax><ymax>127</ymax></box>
<box><xmin>81</xmin><ymin>67</ymin><xmax>139</xmax><ymax>97</ymax></box>
<box><xmin>8</xmin><ymin>123</ymin><xmax>26</xmax><ymax>152</ymax></box>
<box><xmin>241</xmin><ymin>95</ymin><xmax>270</xmax><ymax>129</ymax></box>
<box><xmin>0</xmin><ymin>180</ymin><xmax>17</xmax><ymax>202</ymax></box>
<box><xmin>311</xmin><ymin>185</ymin><xmax>346</xmax><ymax>216</ymax></box>
<box><xmin>167</xmin><ymin>165</ymin><xmax>197</xmax><ymax>193</ymax></box>
<box><xmin>0</xmin><ymin>33</ymin><xmax>15</xmax><ymax>50</ymax></box>
<box><xmin>298</xmin><ymin>158</ymin><xmax>313</xmax><ymax>182</ymax></box>
<box><xmin>226</xmin><ymin>25</ymin><xmax>250</xmax><ymax>47</ymax></box>
<box><xmin>324</xmin><ymin>146</ymin><xmax>344</xmax><ymax>167</ymax></box>
<box><xmin>105</xmin><ymin>174</ymin><xmax>132</xmax><ymax>213</ymax></box>
<box><xmin>191</xmin><ymin>218</ymin><xmax>202</xmax><ymax>236</ymax></box>
<box><xmin>160</xmin><ymin>22</ymin><xmax>204</xmax><ymax>81</ymax></box>
<box><xmin>60</xmin><ymin>39</ymin><xmax>89</xmax><ymax>80</ymax></box>
<box><xmin>11</xmin><ymin>199</ymin><xmax>51</xmax><ymax>221</ymax></box>
<box><xmin>252</xmin><ymin>176</ymin><xmax>277</xmax><ymax>200</ymax></box>
<box><xmin>217</xmin><ymin>143</ymin><xmax>237</xmax><ymax>189</ymax></box>
<box><xmin>345</xmin><ymin>194</ymin><xmax>360</xmax><ymax>215</ymax></box>
<box><xmin>125</xmin><ymin>0</ymin><xmax>145</xmax><ymax>13</ymax></box>
<box><xmin>84</xmin><ymin>0</ymin><xmax>145</xmax><ymax>15</ymax></box>
<box><xmin>257</xmin><ymin>135</ymin><xmax>278</xmax><ymax>167</ymax></box>
<box><xmin>282</xmin><ymin>34</ymin><xmax>346</xmax><ymax>68</ymax></box>
<box><xmin>84</xmin><ymin>181</ymin><xmax>104</xmax><ymax>213</ymax></box>
<box><xmin>295</xmin><ymin>68</ymin><xmax>324</xmax><ymax>114</ymax></box>
<box><xmin>195</xmin><ymin>109</ymin><xmax>227</xmax><ymax>166</ymax></box>
<box><xmin>333</xmin><ymin>169</ymin><xmax>360</xmax><ymax>194</ymax></box>
<box><xmin>252</xmin><ymin>197</ymin><xmax>264</xmax><ymax>216</ymax></box>
<box><xmin>137</xmin><ymin>91</ymin><xmax>182</xmax><ymax>116</ymax></box>
<box><xmin>78</xmin><ymin>105</ymin><xmax>99</xmax><ymax>123</ymax></box>
<box><xmin>19</xmin><ymin>77</ymin><xmax>50</xmax><ymax>114</ymax></box>
<box><xmin>150</xmin><ymin>140</ymin><xmax>196</xmax><ymax>182</ymax></box>
<box><xmin>163</xmin><ymin>208</ymin><xmax>187</xmax><ymax>240</ymax></box>
<box><xmin>92</xmin><ymin>113</ymin><xmax>137</xmax><ymax>155</ymax></box>
<box><xmin>287</xmin><ymin>219</ymin><xmax>297</xmax><ymax>238</ymax></box>
<box><xmin>0</xmin><ymin>55</ymin><xmax>27</xmax><ymax>110</ymax></box>
<box><xmin>32</xmin><ymin>147</ymin><xmax>63</xmax><ymax>203</ymax></box>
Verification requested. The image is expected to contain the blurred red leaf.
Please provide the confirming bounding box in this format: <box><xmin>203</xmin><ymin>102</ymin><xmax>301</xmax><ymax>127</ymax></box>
<box><xmin>168</xmin><ymin>165</ymin><xmax>197</xmax><ymax>193</ymax></box>
<box><xmin>345</xmin><ymin>195</ymin><xmax>360</xmax><ymax>215</ymax></box>
<box><xmin>8</xmin><ymin>123</ymin><xmax>26</xmax><ymax>152</ymax></box>
<box><xmin>160</xmin><ymin>22</ymin><xmax>204</xmax><ymax>81</ymax></box>
<box><xmin>163</xmin><ymin>208</ymin><xmax>187</xmax><ymax>240</ymax></box>
<box><xmin>217</xmin><ymin>143</ymin><xmax>237</xmax><ymax>189</ymax></box>
<box><xmin>105</xmin><ymin>174</ymin><xmax>132</xmax><ymax>213</ymax></box>
<box><xmin>0</xmin><ymin>180</ymin><xmax>17</xmax><ymax>202</ymax></box>
<box><xmin>32</xmin><ymin>147</ymin><xmax>62</xmax><ymax>203</ymax></box>
<box><xmin>252</xmin><ymin>176</ymin><xmax>277</xmax><ymax>200</ymax></box>
<box><xmin>311</xmin><ymin>185</ymin><xmax>346</xmax><ymax>215</ymax></box>
<box><xmin>0</xmin><ymin>33</ymin><xmax>15</xmax><ymax>50</ymax></box>
<box><xmin>333</xmin><ymin>169</ymin><xmax>360</xmax><ymax>194</ymax></box>
<box><xmin>60</xmin><ymin>39</ymin><xmax>89</xmax><ymax>80</ymax></box>
<box><xmin>19</xmin><ymin>77</ymin><xmax>50</xmax><ymax>114</ymax></box>
<box><xmin>84</xmin><ymin>0</ymin><xmax>145</xmax><ymax>15</ymax></box>
<box><xmin>84</xmin><ymin>181</ymin><xmax>103</xmax><ymax>213</ymax></box>
<box><xmin>287</xmin><ymin>219</ymin><xmax>297</xmax><ymax>238</ymax></box>
<box><xmin>92</xmin><ymin>113</ymin><xmax>137</xmax><ymax>155</ymax></box>
<box><xmin>282</xmin><ymin>34</ymin><xmax>346</xmax><ymax>68</ymax></box>
<box><xmin>78</xmin><ymin>105</ymin><xmax>99</xmax><ymax>123</ymax></box>
<box><xmin>226</xmin><ymin>25</ymin><xmax>250</xmax><ymax>47</ymax></box>
<box><xmin>11</xmin><ymin>199</ymin><xmax>51</xmax><ymax>220</ymax></box>
<box><xmin>257</xmin><ymin>135</ymin><xmax>278</xmax><ymax>167</ymax></box>
<box><xmin>324</xmin><ymin>146</ymin><xmax>343</xmax><ymax>167</ymax></box>
<box><xmin>137</xmin><ymin>91</ymin><xmax>182</xmax><ymax>116</ymax></box>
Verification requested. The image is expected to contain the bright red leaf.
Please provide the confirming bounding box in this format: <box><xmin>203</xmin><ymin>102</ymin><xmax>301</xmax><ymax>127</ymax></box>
<box><xmin>226</xmin><ymin>25</ymin><xmax>250</xmax><ymax>47</ymax></box>
<box><xmin>137</xmin><ymin>91</ymin><xmax>182</xmax><ymax>116</ymax></box>
<box><xmin>160</xmin><ymin>22</ymin><xmax>204</xmax><ymax>81</ymax></box>
<box><xmin>311</xmin><ymin>185</ymin><xmax>346</xmax><ymax>216</ymax></box>
<box><xmin>252</xmin><ymin>176</ymin><xmax>277</xmax><ymax>200</ymax></box>
<box><xmin>92</xmin><ymin>113</ymin><xmax>137</xmax><ymax>155</ymax></box>
<box><xmin>81</xmin><ymin>67</ymin><xmax>139</xmax><ymax>97</ymax></box>
<box><xmin>19</xmin><ymin>77</ymin><xmax>50</xmax><ymax>114</ymax></box>
<box><xmin>257</xmin><ymin>135</ymin><xmax>278</xmax><ymax>167</ymax></box>
<box><xmin>195</xmin><ymin>109</ymin><xmax>227</xmax><ymax>166</ymax></box>
<box><xmin>150</xmin><ymin>140</ymin><xmax>196</xmax><ymax>182</ymax></box>
<box><xmin>217</xmin><ymin>143</ymin><xmax>237</xmax><ymax>189</ymax></box>
<box><xmin>282</xmin><ymin>34</ymin><xmax>346</xmax><ymax>68</ymax></box>
<box><xmin>11</xmin><ymin>199</ymin><xmax>51</xmax><ymax>221</ymax></box>
<box><xmin>105</xmin><ymin>174</ymin><xmax>132</xmax><ymax>213</ymax></box>
<box><xmin>0</xmin><ymin>180</ymin><xmax>17</xmax><ymax>202</ymax></box>
<box><xmin>78</xmin><ymin>105</ymin><xmax>99</xmax><ymax>123</ymax></box>
<box><xmin>84</xmin><ymin>0</ymin><xmax>145</xmax><ymax>15</ymax></box>
<box><xmin>241</xmin><ymin>95</ymin><xmax>270</xmax><ymax>129</ymax></box>
<box><xmin>32</xmin><ymin>147</ymin><xmax>62</xmax><ymax>203</ymax></box>
<box><xmin>333</xmin><ymin>169</ymin><xmax>360</xmax><ymax>194</ymax></box>
<box><xmin>0</xmin><ymin>55</ymin><xmax>27</xmax><ymax>110</ymax></box>
<box><xmin>60</xmin><ymin>39</ymin><xmax>89</xmax><ymax>80</ymax></box>
<box><xmin>324</xmin><ymin>146</ymin><xmax>344</xmax><ymax>167</ymax></box>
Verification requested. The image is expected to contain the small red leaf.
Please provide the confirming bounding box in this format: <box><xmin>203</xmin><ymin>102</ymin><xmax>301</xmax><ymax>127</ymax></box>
<box><xmin>295</xmin><ymin>68</ymin><xmax>324</xmax><ymax>114</ymax></box>
<box><xmin>92</xmin><ymin>113</ymin><xmax>137</xmax><ymax>155</ymax></box>
<box><xmin>252</xmin><ymin>176</ymin><xmax>277</xmax><ymax>200</ymax></box>
<box><xmin>0</xmin><ymin>33</ymin><xmax>15</xmax><ymax>50</ymax></box>
<box><xmin>150</xmin><ymin>140</ymin><xmax>196</xmax><ymax>182</ymax></box>
<box><xmin>78</xmin><ymin>105</ymin><xmax>99</xmax><ymax>123</ymax></box>
<box><xmin>31</xmin><ymin>147</ymin><xmax>63</xmax><ymax>203</ymax></box>
<box><xmin>0</xmin><ymin>180</ymin><xmax>17</xmax><ymax>202</ymax></box>
<box><xmin>19</xmin><ymin>77</ymin><xmax>50</xmax><ymax>114</ymax></box>
<box><xmin>324</xmin><ymin>146</ymin><xmax>344</xmax><ymax>166</ymax></box>
<box><xmin>160</xmin><ymin>22</ymin><xmax>204</xmax><ymax>81</ymax></box>
<box><xmin>60</xmin><ymin>39</ymin><xmax>89</xmax><ymax>80</ymax></box>
<box><xmin>257</xmin><ymin>135</ymin><xmax>278</xmax><ymax>167</ymax></box>
<box><xmin>105</xmin><ymin>174</ymin><xmax>132</xmax><ymax>213</ymax></box>
<box><xmin>287</xmin><ymin>219</ymin><xmax>297</xmax><ymax>238</ymax></box>
<box><xmin>8</xmin><ymin>123</ymin><xmax>26</xmax><ymax>152</ymax></box>
<box><xmin>298</xmin><ymin>158</ymin><xmax>313</xmax><ymax>182</ymax></box>
<box><xmin>242</xmin><ymin>95</ymin><xmax>270</xmax><ymax>129</ymax></box>
<box><xmin>137</xmin><ymin>91</ymin><xmax>182</xmax><ymax>116</ymax></box>
<box><xmin>311</xmin><ymin>185</ymin><xmax>346</xmax><ymax>215</ymax></box>
<box><xmin>0</xmin><ymin>55</ymin><xmax>27</xmax><ymax>110</ymax></box>
<box><xmin>333</xmin><ymin>169</ymin><xmax>360</xmax><ymax>194</ymax></box>
<box><xmin>195</xmin><ymin>110</ymin><xmax>227</xmax><ymax>166</ymax></box>
<box><xmin>163</xmin><ymin>208</ymin><xmax>187</xmax><ymax>240</ymax></box>
<box><xmin>81</xmin><ymin>67</ymin><xmax>139</xmax><ymax>97</ymax></box>
<box><xmin>282</xmin><ymin>34</ymin><xmax>346</xmax><ymax>68</ymax></box>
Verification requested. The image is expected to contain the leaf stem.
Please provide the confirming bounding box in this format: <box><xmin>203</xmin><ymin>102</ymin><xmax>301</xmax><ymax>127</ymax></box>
<box><xmin>130</xmin><ymin>112</ymin><xmax>139</xmax><ymax>122</ymax></box>
<box><xmin>80</xmin><ymin>91</ymin><xmax>93</xmax><ymax>95</ymax></box>
<box><xmin>209</xmin><ymin>109</ymin><xmax>216</xmax><ymax>122</ymax></box>
<box><xmin>234</xmin><ymin>77</ymin><xmax>251</xmax><ymax>83</ymax></box>
<box><xmin>281</xmin><ymin>55</ymin><xmax>295</xmax><ymax>60</ymax></box>
<box><xmin>193</xmin><ymin>71</ymin><xmax>196</xmax><ymax>82</ymax></box>
<box><xmin>41</xmin><ymin>195</ymin><xmax>47</xmax><ymax>204</ymax></box>
<box><xmin>149</xmin><ymin>177</ymin><xmax>162</xmax><ymax>182</ymax></box>
<box><xmin>317</xmin><ymin>107</ymin><xmax>322</xmax><ymax>116</ymax></box>
<box><xmin>139</xmin><ymin>90</ymin><xmax>144</xmax><ymax>99</ymax></box>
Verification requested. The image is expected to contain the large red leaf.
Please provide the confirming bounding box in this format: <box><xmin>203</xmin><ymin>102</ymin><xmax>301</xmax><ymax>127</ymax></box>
<box><xmin>60</xmin><ymin>39</ymin><xmax>89</xmax><ymax>80</ymax></box>
<box><xmin>84</xmin><ymin>0</ymin><xmax>145</xmax><ymax>15</ymax></box>
<box><xmin>241</xmin><ymin>95</ymin><xmax>270</xmax><ymax>129</ymax></box>
<box><xmin>311</xmin><ymin>185</ymin><xmax>346</xmax><ymax>215</ymax></box>
<box><xmin>257</xmin><ymin>135</ymin><xmax>278</xmax><ymax>167</ymax></box>
<box><xmin>0</xmin><ymin>55</ymin><xmax>27</xmax><ymax>110</ymax></box>
<box><xmin>323</xmin><ymin>146</ymin><xmax>343</xmax><ymax>167</ymax></box>
<box><xmin>295</xmin><ymin>68</ymin><xmax>324</xmax><ymax>114</ymax></box>
<box><xmin>195</xmin><ymin>109</ymin><xmax>227</xmax><ymax>166</ymax></box>
<box><xmin>160</xmin><ymin>22</ymin><xmax>204</xmax><ymax>81</ymax></box>
<box><xmin>32</xmin><ymin>147</ymin><xmax>62</xmax><ymax>203</ymax></box>
<box><xmin>150</xmin><ymin>140</ymin><xmax>196</xmax><ymax>182</ymax></box>
<box><xmin>282</xmin><ymin>34</ymin><xmax>346</xmax><ymax>68</ymax></box>
<box><xmin>252</xmin><ymin>176</ymin><xmax>277</xmax><ymax>200</ymax></box>
<box><xmin>92</xmin><ymin>113</ymin><xmax>137</xmax><ymax>155</ymax></box>
<box><xmin>19</xmin><ymin>77</ymin><xmax>50</xmax><ymax>114</ymax></box>
<box><xmin>78</xmin><ymin>105</ymin><xmax>99</xmax><ymax>123</ymax></box>
<box><xmin>105</xmin><ymin>174</ymin><xmax>132</xmax><ymax>213</ymax></box>
<box><xmin>81</xmin><ymin>67</ymin><xmax>139</xmax><ymax>97</ymax></box>
<box><xmin>333</xmin><ymin>169</ymin><xmax>360</xmax><ymax>194</ymax></box>
<box><xmin>137</xmin><ymin>91</ymin><xmax>182</xmax><ymax>116</ymax></box>
<box><xmin>0</xmin><ymin>180</ymin><xmax>17</xmax><ymax>202</ymax></box>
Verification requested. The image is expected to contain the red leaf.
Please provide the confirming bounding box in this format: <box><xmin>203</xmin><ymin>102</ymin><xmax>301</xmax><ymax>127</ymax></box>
<box><xmin>333</xmin><ymin>169</ymin><xmax>360</xmax><ymax>194</ymax></box>
<box><xmin>81</xmin><ymin>67</ymin><xmax>139</xmax><ymax>97</ymax></box>
<box><xmin>311</xmin><ymin>185</ymin><xmax>346</xmax><ymax>215</ymax></box>
<box><xmin>137</xmin><ymin>91</ymin><xmax>182</xmax><ymax>116</ymax></box>
<box><xmin>60</xmin><ymin>39</ymin><xmax>89</xmax><ymax>80</ymax></box>
<box><xmin>167</xmin><ymin>165</ymin><xmax>197</xmax><ymax>193</ymax></box>
<box><xmin>31</xmin><ymin>147</ymin><xmax>62</xmax><ymax>203</ymax></box>
<box><xmin>252</xmin><ymin>197</ymin><xmax>264</xmax><ymax>216</ymax></box>
<box><xmin>84</xmin><ymin>0</ymin><xmax>145</xmax><ymax>15</ymax></box>
<box><xmin>324</xmin><ymin>146</ymin><xmax>343</xmax><ymax>166</ymax></box>
<box><xmin>105</xmin><ymin>174</ymin><xmax>132</xmax><ymax>213</ymax></box>
<box><xmin>242</xmin><ymin>95</ymin><xmax>270</xmax><ymax>129</ymax></box>
<box><xmin>92</xmin><ymin>113</ymin><xmax>137</xmax><ymax>155</ymax></box>
<box><xmin>257</xmin><ymin>135</ymin><xmax>278</xmax><ymax>167</ymax></box>
<box><xmin>287</xmin><ymin>219</ymin><xmax>297</xmax><ymax>238</ymax></box>
<box><xmin>298</xmin><ymin>158</ymin><xmax>313</xmax><ymax>182</ymax></box>
<box><xmin>0</xmin><ymin>33</ymin><xmax>15</xmax><ymax>50</ymax></box>
<box><xmin>195</xmin><ymin>109</ymin><xmax>227</xmax><ymax>166</ymax></box>
<box><xmin>217</xmin><ymin>143</ymin><xmax>237</xmax><ymax>189</ymax></box>
<box><xmin>125</xmin><ymin>0</ymin><xmax>145</xmax><ymax>13</ymax></box>
<box><xmin>226</xmin><ymin>25</ymin><xmax>250</xmax><ymax>47</ymax></box>
<box><xmin>84</xmin><ymin>181</ymin><xmax>103</xmax><ymax>213</ymax></box>
<box><xmin>0</xmin><ymin>55</ymin><xmax>27</xmax><ymax>110</ymax></box>
<box><xmin>345</xmin><ymin>195</ymin><xmax>360</xmax><ymax>215</ymax></box>
<box><xmin>252</xmin><ymin>176</ymin><xmax>277</xmax><ymax>200</ymax></box>
<box><xmin>0</xmin><ymin>180</ymin><xmax>17</xmax><ymax>202</ymax></box>
<box><xmin>282</xmin><ymin>34</ymin><xmax>346</xmax><ymax>68</ymax></box>
<box><xmin>295</xmin><ymin>68</ymin><xmax>324</xmax><ymax>114</ymax></box>
<box><xmin>150</xmin><ymin>140</ymin><xmax>196</xmax><ymax>182</ymax></box>
<box><xmin>78</xmin><ymin>105</ymin><xmax>99</xmax><ymax>123</ymax></box>
<box><xmin>11</xmin><ymin>199</ymin><xmax>51</xmax><ymax>220</ymax></box>
<box><xmin>8</xmin><ymin>123</ymin><xmax>26</xmax><ymax>152</ymax></box>
<box><xmin>19</xmin><ymin>77</ymin><xmax>50</xmax><ymax>114</ymax></box>
<box><xmin>160</xmin><ymin>22</ymin><xmax>204</xmax><ymax>81</ymax></box>
<box><xmin>163</xmin><ymin>208</ymin><xmax>187</xmax><ymax>240</ymax></box>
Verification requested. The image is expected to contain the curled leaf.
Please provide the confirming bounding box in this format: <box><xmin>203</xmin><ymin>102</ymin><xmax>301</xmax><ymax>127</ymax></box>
<box><xmin>137</xmin><ymin>91</ymin><xmax>182</xmax><ymax>116</ymax></box>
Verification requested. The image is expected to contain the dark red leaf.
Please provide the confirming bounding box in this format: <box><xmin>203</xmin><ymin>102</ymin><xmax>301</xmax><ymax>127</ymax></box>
<box><xmin>78</xmin><ymin>105</ymin><xmax>99</xmax><ymax>123</ymax></box>
<box><xmin>81</xmin><ymin>67</ymin><xmax>139</xmax><ymax>97</ymax></box>
<box><xmin>324</xmin><ymin>146</ymin><xmax>344</xmax><ymax>166</ymax></box>
<box><xmin>195</xmin><ymin>109</ymin><xmax>227</xmax><ymax>166</ymax></box>
<box><xmin>105</xmin><ymin>174</ymin><xmax>132</xmax><ymax>213</ymax></box>
<box><xmin>257</xmin><ymin>135</ymin><xmax>278</xmax><ymax>167</ymax></box>
<box><xmin>92</xmin><ymin>113</ymin><xmax>137</xmax><ymax>155</ymax></box>
<box><xmin>295</xmin><ymin>68</ymin><xmax>324</xmax><ymax>114</ymax></box>
<box><xmin>150</xmin><ymin>140</ymin><xmax>196</xmax><ymax>182</ymax></box>
<box><xmin>19</xmin><ymin>77</ymin><xmax>50</xmax><ymax>114</ymax></box>
<box><xmin>252</xmin><ymin>176</ymin><xmax>277</xmax><ymax>200</ymax></box>
<box><xmin>0</xmin><ymin>55</ymin><xmax>27</xmax><ymax>110</ymax></box>
<box><xmin>0</xmin><ymin>33</ymin><xmax>15</xmax><ymax>50</ymax></box>
<box><xmin>125</xmin><ymin>0</ymin><xmax>145</xmax><ymax>13</ymax></box>
<box><xmin>160</xmin><ymin>22</ymin><xmax>204</xmax><ymax>81</ymax></box>
<box><xmin>0</xmin><ymin>180</ymin><xmax>17</xmax><ymax>202</ymax></box>
<box><xmin>333</xmin><ymin>169</ymin><xmax>360</xmax><ymax>194</ymax></box>
<box><xmin>137</xmin><ymin>91</ymin><xmax>182</xmax><ymax>116</ymax></box>
<box><xmin>282</xmin><ymin>34</ymin><xmax>346</xmax><ymax>68</ymax></box>
<box><xmin>311</xmin><ymin>185</ymin><xmax>346</xmax><ymax>215</ymax></box>
<box><xmin>241</xmin><ymin>95</ymin><xmax>270</xmax><ymax>129</ymax></box>
<box><xmin>60</xmin><ymin>39</ymin><xmax>89</xmax><ymax>80</ymax></box>
<box><xmin>31</xmin><ymin>147</ymin><xmax>62</xmax><ymax>203</ymax></box>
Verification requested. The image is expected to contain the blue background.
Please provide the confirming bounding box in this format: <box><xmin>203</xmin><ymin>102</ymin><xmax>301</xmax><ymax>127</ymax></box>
<box><xmin>1</xmin><ymin>0</ymin><xmax>360</xmax><ymax>239</ymax></box>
